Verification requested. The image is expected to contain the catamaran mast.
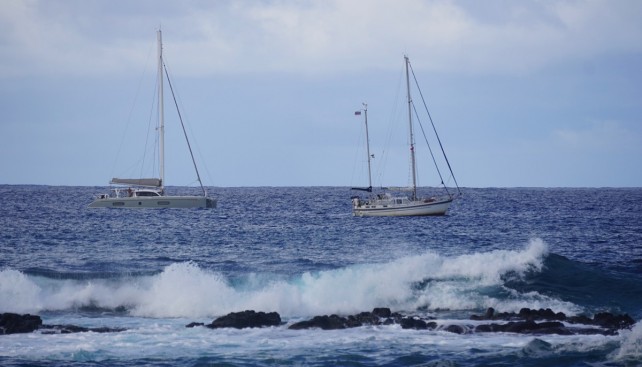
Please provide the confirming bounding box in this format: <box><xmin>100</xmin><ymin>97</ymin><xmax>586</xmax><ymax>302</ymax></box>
<box><xmin>157</xmin><ymin>30</ymin><xmax>165</xmax><ymax>193</ymax></box>
<box><xmin>405</xmin><ymin>56</ymin><xmax>417</xmax><ymax>201</ymax></box>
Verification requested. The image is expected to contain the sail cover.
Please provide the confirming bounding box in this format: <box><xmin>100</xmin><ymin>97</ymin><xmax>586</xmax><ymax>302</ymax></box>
<box><xmin>110</xmin><ymin>178</ymin><xmax>162</xmax><ymax>187</ymax></box>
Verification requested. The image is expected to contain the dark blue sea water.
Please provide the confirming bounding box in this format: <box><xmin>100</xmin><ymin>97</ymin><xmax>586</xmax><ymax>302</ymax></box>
<box><xmin>1</xmin><ymin>185</ymin><xmax>641</xmax><ymax>366</ymax></box>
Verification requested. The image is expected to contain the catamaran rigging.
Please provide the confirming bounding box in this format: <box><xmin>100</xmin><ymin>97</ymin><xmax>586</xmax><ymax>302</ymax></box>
<box><xmin>89</xmin><ymin>30</ymin><xmax>215</xmax><ymax>209</ymax></box>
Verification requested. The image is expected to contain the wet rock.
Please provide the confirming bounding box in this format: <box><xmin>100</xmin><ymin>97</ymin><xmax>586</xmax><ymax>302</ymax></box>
<box><xmin>518</xmin><ymin>308</ymin><xmax>566</xmax><ymax>321</ymax></box>
<box><xmin>287</xmin><ymin>307</ymin><xmax>636</xmax><ymax>335</ymax></box>
<box><xmin>289</xmin><ymin>314</ymin><xmax>348</xmax><ymax>330</ymax></box>
<box><xmin>592</xmin><ymin>312</ymin><xmax>635</xmax><ymax>330</ymax></box>
<box><xmin>0</xmin><ymin>313</ymin><xmax>126</xmax><ymax>335</ymax></box>
<box><xmin>442</xmin><ymin>324</ymin><xmax>468</xmax><ymax>334</ymax></box>
<box><xmin>470</xmin><ymin>307</ymin><xmax>634</xmax><ymax>332</ymax></box>
<box><xmin>207</xmin><ymin>310</ymin><xmax>281</xmax><ymax>329</ymax></box>
<box><xmin>475</xmin><ymin>320</ymin><xmax>570</xmax><ymax>335</ymax></box>
<box><xmin>372</xmin><ymin>308</ymin><xmax>392</xmax><ymax>318</ymax></box>
<box><xmin>0</xmin><ymin>313</ymin><xmax>42</xmax><ymax>334</ymax></box>
<box><xmin>288</xmin><ymin>308</ymin><xmax>398</xmax><ymax>330</ymax></box>
<box><xmin>399</xmin><ymin>317</ymin><xmax>437</xmax><ymax>330</ymax></box>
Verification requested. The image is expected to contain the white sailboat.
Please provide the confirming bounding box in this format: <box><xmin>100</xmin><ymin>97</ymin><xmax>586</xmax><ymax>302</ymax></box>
<box><xmin>89</xmin><ymin>30</ymin><xmax>216</xmax><ymax>209</ymax></box>
<box><xmin>351</xmin><ymin>56</ymin><xmax>460</xmax><ymax>217</ymax></box>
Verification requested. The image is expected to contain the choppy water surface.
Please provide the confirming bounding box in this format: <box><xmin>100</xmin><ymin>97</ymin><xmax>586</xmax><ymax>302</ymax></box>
<box><xmin>1</xmin><ymin>186</ymin><xmax>641</xmax><ymax>366</ymax></box>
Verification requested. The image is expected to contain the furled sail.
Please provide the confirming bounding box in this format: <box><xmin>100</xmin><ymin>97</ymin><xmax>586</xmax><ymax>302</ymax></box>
<box><xmin>110</xmin><ymin>178</ymin><xmax>162</xmax><ymax>187</ymax></box>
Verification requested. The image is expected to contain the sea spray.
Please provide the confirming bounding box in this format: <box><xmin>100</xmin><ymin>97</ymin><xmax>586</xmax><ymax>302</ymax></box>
<box><xmin>0</xmin><ymin>268</ymin><xmax>41</xmax><ymax>313</ymax></box>
<box><xmin>614</xmin><ymin>321</ymin><xmax>642</xmax><ymax>363</ymax></box>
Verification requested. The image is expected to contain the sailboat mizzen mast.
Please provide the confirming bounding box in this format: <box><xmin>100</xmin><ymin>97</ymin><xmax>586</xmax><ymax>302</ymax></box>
<box><xmin>157</xmin><ymin>30</ymin><xmax>165</xmax><ymax>192</ymax></box>
<box><xmin>405</xmin><ymin>55</ymin><xmax>417</xmax><ymax>201</ymax></box>
<box><xmin>351</xmin><ymin>103</ymin><xmax>373</xmax><ymax>192</ymax></box>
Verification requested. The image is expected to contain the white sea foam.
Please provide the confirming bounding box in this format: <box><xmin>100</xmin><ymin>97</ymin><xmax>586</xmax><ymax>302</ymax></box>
<box><xmin>0</xmin><ymin>268</ymin><xmax>42</xmax><ymax>313</ymax></box>
<box><xmin>613</xmin><ymin>321</ymin><xmax>642</xmax><ymax>362</ymax></box>
<box><xmin>1</xmin><ymin>239</ymin><xmax>577</xmax><ymax>318</ymax></box>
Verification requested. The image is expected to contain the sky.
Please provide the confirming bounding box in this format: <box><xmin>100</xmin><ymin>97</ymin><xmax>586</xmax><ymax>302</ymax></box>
<box><xmin>1</xmin><ymin>0</ymin><xmax>641</xmax><ymax>188</ymax></box>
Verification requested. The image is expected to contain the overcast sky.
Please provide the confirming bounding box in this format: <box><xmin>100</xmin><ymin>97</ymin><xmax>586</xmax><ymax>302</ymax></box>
<box><xmin>1</xmin><ymin>0</ymin><xmax>641</xmax><ymax>187</ymax></box>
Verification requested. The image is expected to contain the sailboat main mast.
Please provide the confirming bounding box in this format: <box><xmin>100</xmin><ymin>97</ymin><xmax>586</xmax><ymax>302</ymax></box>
<box><xmin>158</xmin><ymin>30</ymin><xmax>165</xmax><ymax>192</ymax></box>
<box><xmin>405</xmin><ymin>56</ymin><xmax>418</xmax><ymax>201</ymax></box>
<box><xmin>364</xmin><ymin>103</ymin><xmax>373</xmax><ymax>191</ymax></box>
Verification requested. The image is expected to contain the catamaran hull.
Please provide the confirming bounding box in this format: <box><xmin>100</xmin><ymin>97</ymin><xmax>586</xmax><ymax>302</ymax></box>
<box><xmin>88</xmin><ymin>196</ymin><xmax>216</xmax><ymax>209</ymax></box>
<box><xmin>353</xmin><ymin>198</ymin><xmax>452</xmax><ymax>217</ymax></box>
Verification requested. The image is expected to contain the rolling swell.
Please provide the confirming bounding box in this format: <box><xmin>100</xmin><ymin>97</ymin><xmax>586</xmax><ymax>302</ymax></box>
<box><xmin>504</xmin><ymin>253</ymin><xmax>642</xmax><ymax>318</ymax></box>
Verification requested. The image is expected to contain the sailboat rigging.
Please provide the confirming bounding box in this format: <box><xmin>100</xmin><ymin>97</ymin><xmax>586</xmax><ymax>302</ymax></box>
<box><xmin>89</xmin><ymin>30</ymin><xmax>216</xmax><ymax>209</ymax></box>
<box><xmin>351</xmin><ymin>55</ymin><xmax>460</xmax><ymax>216</ymax></box>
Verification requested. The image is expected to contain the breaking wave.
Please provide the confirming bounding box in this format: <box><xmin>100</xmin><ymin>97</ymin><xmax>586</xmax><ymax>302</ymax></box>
<box><xmin>0</xmin><ymin>239</ymin><xmax>585</xmax><ymax>318</ymax></box>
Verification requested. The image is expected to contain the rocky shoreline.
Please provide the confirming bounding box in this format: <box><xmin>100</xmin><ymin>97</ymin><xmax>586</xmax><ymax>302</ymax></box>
<box><xmin>2</xmin><ymin>308</ymin><xmax>636</xmax><ymax>336</ymax></box>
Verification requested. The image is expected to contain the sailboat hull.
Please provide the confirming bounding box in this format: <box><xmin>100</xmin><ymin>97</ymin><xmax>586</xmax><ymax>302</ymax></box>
<box><xmin>88</xmin><ymin>196</ymin><xmax>216</xmax><ymax>209</ymax></box>
<box><xmin>352</xmin><ymin>197</ymin><xmax>452</xmax><ymax>217</ymax></box>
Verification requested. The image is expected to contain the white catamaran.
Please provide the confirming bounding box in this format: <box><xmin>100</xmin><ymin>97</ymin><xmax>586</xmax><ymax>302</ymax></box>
<box><xmin>351</xmin><ymin>56</ymin><xmax>460</xmax><ymax>217</ymax></box>
<box><xmin>89</xmin><ymin>30</ymin><xmax>216</xmax><ymax>209</ymax></box>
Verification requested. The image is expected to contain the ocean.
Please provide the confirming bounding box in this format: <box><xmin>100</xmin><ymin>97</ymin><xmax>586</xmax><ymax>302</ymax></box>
<box><xmin>1</xmin><ymin>185</ymin><xmax>641</xmax><ymax>366</ymax></box>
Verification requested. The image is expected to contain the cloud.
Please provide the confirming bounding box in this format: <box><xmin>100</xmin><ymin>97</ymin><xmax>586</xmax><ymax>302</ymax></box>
<box><xmin>1</xmin><ymin>0</ymin><xmax>641</xmax><ymax>77</ymax></box>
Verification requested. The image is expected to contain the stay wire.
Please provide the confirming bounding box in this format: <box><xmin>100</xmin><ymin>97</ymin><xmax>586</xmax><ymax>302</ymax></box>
<box><xmin>408</xmin><ymin>61</ymin><xmax>462</xmax><ymax>195</ymax></box>
<box><xmin>411</xmin><ymin>101</ymin><xmax>450</xmax><ymax>196</ymax></box>
<box><xmin>163</xmin><ymin>62</ymin><xmax>207</xmax><ymax>197</ymax></box>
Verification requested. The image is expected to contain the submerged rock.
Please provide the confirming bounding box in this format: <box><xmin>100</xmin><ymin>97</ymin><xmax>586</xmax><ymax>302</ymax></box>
<box><xmin>470</xmin><ymin>307</ymin><xmax>635</xmax><ymax>333</ymax></box>
<box><xmin>186</xmin><ymin>322</ymin><xmax>205</xmax><ymax>328</ymax></box>
<box><xmin>39</xmin><ymin>324</ymin><xmax>127</xmax><ymax>334</ymax></box>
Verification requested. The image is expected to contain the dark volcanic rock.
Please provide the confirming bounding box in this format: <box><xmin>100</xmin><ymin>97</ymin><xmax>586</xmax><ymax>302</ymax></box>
<box><xmin>372</xmin><ymin>308</ymin><xmax>392</xmax><ymax>318</ymax></box>
<box><xmin>592</xmin><ymin>312</ymin><xmax>635</xmax><ymax>330</ymax></box>
<box><xmin>286</xmin><ymin>307</ymin><xmax>637</xmax><ymax>335</ymax></box>
<box><xmin>518</xmin><ymin>308</ymin><xmax>566</xmax><ymax>321</ymax></box>
<box><xmin>0</xmin><ymin>313</ymin><xmax>126</xmax><ymax>335</ymax></box>
<box><xmin>288</xmin><ymin>308</ymin><xmax>396</xmax><ymax>330</ymax></box>
<box><xmin>289</xmin><ymin>314</ymin><xmax>348</xmax><ymax>330</ymax></box>
<box><xmin>443</xmin><ymin>324</ymin><xmax>468</xmax><ymax>334</ymax></box>
<box><xmin>400</xmin><ymin>317</ymin><xmax>436</xmax><ymax>330</ymax></box>
<box><xmin>471</xmin><ymin>307</ymin><xmax>566</xmax><ymax>321</ymax></box>
<box><xmin>0</xmin><ymin>313</ymin><xmax>42</xmax><ymax>334</ymax></box>
<box><xmin>207</xmin><ymin>310</ymin><xmax>281</xmax><ymax>329</ymax></box>
<box><xmin>475</xmin><ymin>321</ymin><xmax>571</xmax><ymax>335</ymax></box>
<box><xmin>470</xmin><ymin>307</ymin><xmax>635</xmax><ymax>333</ymax></box>
<box><xmin>186</xmin><ymin>322</ymin><xmax>205</xmax><ymax>328</ymax></box>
